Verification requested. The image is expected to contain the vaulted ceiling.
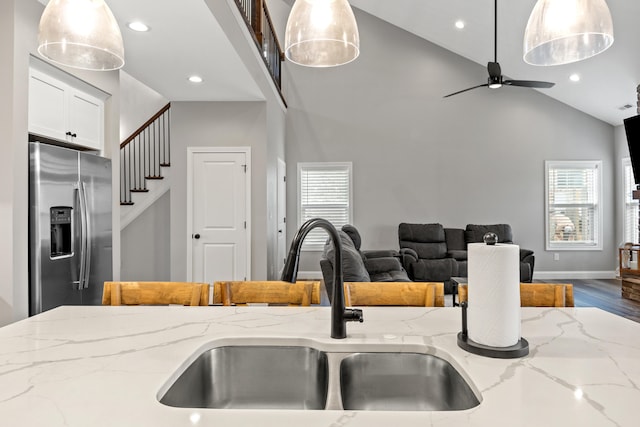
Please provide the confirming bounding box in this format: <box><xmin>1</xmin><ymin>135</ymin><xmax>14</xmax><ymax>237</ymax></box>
<box><xmin>38</xmin><ymin>0</ymin><xmax>640</xmax><ymax>126</ymax></box>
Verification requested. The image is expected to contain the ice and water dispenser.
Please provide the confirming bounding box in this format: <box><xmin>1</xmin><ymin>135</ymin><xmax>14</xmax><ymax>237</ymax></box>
<box><xmin>50</xmin><ymin>207</ymin><xmax>72</xmax><ymax>258</ymax></box>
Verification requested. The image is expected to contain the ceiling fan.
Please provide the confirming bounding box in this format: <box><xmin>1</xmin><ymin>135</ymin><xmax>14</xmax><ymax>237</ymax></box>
<box><xmin>443</xmin><ymin>0</ymin><xmax>554</xmax><ymax>98</ymax></box>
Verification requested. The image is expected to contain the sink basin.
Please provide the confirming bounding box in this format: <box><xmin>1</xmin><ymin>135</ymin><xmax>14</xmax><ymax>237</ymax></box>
<box><xmin>159</xmin><ymin>345</ymin><xmax>328</xmax><ymax>410</ymax></box>
<box><xmin>340</xmin><ymin>352</ymin><xmax>480</xmax><ymax>411</ymax></box>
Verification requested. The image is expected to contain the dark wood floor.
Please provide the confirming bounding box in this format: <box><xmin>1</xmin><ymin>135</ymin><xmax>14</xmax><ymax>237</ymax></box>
<box><xmin>543</xmin><ymin>278</ymin><xmax>640</xmax><ymax>323</ymax></box>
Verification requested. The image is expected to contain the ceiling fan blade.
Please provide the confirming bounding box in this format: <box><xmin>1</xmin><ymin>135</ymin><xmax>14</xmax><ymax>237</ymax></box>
<box><xmin>443</xmin><ymin>84</ymin><xmax>489</xmax><ymax>98</ymax></box>
<box><xmin>488</xmin><ymin>62</ymin><xmax>501</xmax><ymax>79</ymax></box>
<box><xmin>503</xmin><ymin>80</ymin><xmax>555</xmax><ymax>89</ymax></box>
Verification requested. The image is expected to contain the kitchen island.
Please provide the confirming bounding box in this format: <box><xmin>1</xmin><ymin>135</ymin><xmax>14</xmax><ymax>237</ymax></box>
<box><xmin>0</xmin><ymin>305</ymin><xmax>638</xmax><ymax>426</ymax></box>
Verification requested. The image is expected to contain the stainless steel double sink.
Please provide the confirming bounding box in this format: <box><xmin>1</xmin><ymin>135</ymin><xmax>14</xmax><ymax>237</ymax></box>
<box><xmin>158</xmin><ymin>341</ymin><xmax>480</xmax><ymax>412</ymax></box>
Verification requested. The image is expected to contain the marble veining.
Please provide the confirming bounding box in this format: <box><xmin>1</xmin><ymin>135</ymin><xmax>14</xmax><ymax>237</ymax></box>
<box><xmin>0</xmin><ymin>306</ymin><xmax>639</xmax><ymax>426</ymax></box>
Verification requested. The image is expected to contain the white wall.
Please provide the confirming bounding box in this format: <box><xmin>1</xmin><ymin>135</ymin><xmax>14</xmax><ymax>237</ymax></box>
<box><xmin>281</xmin><ymin>8</ymin><xmax>616</xmax><ymax>277</ymax></box>
<box><xmin>119</xmin><ymin>71</ymin><xmax>168</xmax><ymax>141</ymax></box>
<box><xmin>0</xmin><ymin>0</ymin><xmax>120</xmax><ymax>326</ymax></box>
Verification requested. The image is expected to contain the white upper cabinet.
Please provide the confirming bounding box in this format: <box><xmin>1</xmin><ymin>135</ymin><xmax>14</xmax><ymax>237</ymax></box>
<box><xmin>28</xmin><ymin>67</ymin><xmax>105</xmax><ymax>151</ymax></box>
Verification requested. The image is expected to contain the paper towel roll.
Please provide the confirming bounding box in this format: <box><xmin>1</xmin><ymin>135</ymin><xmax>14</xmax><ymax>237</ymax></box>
<box><xmin>467</xmin><ymin>243</ymin><xmax>521</xmax><ymax>347</ymax></box>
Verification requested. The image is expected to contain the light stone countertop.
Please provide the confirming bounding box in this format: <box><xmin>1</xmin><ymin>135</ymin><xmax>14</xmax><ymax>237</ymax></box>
<box><xmin>0</xmin><ymin>305</ymin><xmax>639</xmax><ymax>426</ymax></box>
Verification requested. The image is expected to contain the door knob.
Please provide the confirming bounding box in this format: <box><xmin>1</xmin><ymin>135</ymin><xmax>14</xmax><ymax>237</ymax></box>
<box><xmin>193</xmin><ymin>233</ymin><xmax>201</xmax><ymax>239</ymax></box>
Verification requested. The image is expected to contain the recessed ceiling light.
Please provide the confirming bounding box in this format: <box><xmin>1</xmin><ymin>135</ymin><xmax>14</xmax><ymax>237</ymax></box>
<box><xmin>455</xmin><ymin>20</ymin><xmax>465</xmax><ymax>30</ymax></box>
<box><xmin>188</xmin><ymin>75</ymin><xmax>203</xmax><ymax>84</ymax></box>
<box><xmin>127</xmin><ymin>21</ymin><xmax>150</xmax><ymax>32</ymax></box>
<box><xmin>569</xmin><ymin>73</ymin><xmax>581</xmax><ymax>82</ymax></box>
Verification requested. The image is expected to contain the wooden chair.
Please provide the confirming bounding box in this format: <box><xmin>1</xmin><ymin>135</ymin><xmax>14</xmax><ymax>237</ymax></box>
<box><xmin>102</xmin><ymin>282</ymin><xmax>210</xmax><ymax>306</ymax></box>
<box><xmin>457</xmin><ymin>283</ymin><xmax>574</xmax><ymax>307</ymax></box>
<box><xmin>213</xmin><ymin>281</ymin><xmax>322</xmax><ymax>306</ymax></box>
<box><xmin>343</xmin><ymin>282</ymin><xmax>445</xmax><ymax>307</ymax></box>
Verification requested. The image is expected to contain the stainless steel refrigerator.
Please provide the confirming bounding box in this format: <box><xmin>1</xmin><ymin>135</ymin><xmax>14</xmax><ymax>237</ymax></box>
<box><xmin>29</xmin><ymin>142</ymin><xmax>113</xmax><ymax>315</ymax></box>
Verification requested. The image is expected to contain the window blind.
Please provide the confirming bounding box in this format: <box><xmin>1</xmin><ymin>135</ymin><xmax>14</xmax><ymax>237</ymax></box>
<box><xmin>298</xmin><ymin>163</ymin><xmax>352</xmax><ymax>250</ymax></box>
<box><xmin>546</xmin><ymin>161</ymin><xmax>601</xmax><ymax>250</ymax></box>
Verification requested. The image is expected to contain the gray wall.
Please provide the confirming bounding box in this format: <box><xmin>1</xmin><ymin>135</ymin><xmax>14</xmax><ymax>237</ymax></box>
<box><xmin>282</xmin><ymin>8</ymin><xmax>616</xmax><ymax>277</ymax></box>
<box><xmin>0</xmin><ymin>0</ymin><xmax>120</xmax><ymax>326</ymax></box>
<box><xmin>169</xmin><ymin>101</ymin><xmax>270</xmax><ymax>280</ymax></box>
<box><xmin>119</xmin><ymin>72</ymin><xmax>170</xmax><ymax>281</ymax></box>
<box><xmin>121</xmin><ymin>191</ymin><xmax>171</xmax><ymax>280</ymax></box>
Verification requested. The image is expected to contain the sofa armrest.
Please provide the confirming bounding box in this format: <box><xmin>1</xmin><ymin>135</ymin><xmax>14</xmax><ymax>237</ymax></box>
<box><xmin>399</xmin><ymin>247</ymin><xmax>418</xmax><ymax>262</ymax></box>
<box><xmin>364</xmin><ymin>257</ymin><xmax>404</xmax><ymax>275</ymax></box>
<box><xmin>520</xmin><ymin>248</ymin><xmax>534</xmax><ymax>261</ymax></box>
<box><xmin>363</xmin><ymin>249</ymin><xmax>400</xmax><ymax>259</ymax></box>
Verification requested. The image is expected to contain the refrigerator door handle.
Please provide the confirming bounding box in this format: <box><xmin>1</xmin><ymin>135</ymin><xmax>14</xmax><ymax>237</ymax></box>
<box><xmin>78</xmin><ymin>181</ymin><xmax>92</xmax><ymax>289</ymax></box>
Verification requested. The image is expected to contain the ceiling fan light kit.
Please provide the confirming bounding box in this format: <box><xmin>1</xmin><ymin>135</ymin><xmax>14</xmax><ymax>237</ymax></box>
<box><xmin>523</xmin><ymin>0</ymin><xmax>614</xmax><ymax>66</ymax></box>
<box><xmin>38</xmin><ymin>0</ymin><xmax>125</xmax><ymax>71</ymax></box>
<box><xmin>284</xmin><ymin>0</ymin><xmax>360</xmax><ymax>67</ymax></box>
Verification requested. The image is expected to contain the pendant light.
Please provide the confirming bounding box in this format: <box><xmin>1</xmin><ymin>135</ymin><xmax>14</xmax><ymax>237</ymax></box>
<box><xmin>284</xmin><ymin>0</ymin><xmax>360</xmax><ymax>67</ymax></box>
<box><xmin>523</xmin><ymin>0</ymin><xmax>613</xmax><ymax>66</ymax></box>
<box><xmin>38</xmin><ymin>0</ymin><xmax>125</xmax><ymax>71</ymax></box>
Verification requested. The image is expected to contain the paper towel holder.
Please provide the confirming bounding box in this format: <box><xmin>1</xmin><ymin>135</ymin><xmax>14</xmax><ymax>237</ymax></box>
<box><xmin>457</xmin><ymin>301</ymin><xmax>529</xmax><ymax>359</ymax></box>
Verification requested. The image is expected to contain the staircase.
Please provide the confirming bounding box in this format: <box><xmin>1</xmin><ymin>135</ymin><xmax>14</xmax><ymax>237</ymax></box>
<box><xmin>119</xmin><ymin>1</ymin><xmax>283</xmax><ymax>229</ymax></box>
<box><xmin>120</xmin><ymin>103</ymin><xmax>171</xmax><ymax>229</ymax></box>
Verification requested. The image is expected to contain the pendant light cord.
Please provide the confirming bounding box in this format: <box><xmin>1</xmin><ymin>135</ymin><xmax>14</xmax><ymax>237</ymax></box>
<box><xmin>494</xmin><ymin>0</ymin><xmax>498</xmax><ymax>63</ymax></box>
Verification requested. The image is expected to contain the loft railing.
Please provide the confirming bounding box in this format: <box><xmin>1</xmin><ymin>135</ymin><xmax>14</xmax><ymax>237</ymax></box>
<box><xmin>234</xmin><ymin>0</ymin><xmax>285</xmax><ymax>103</ymax></box>
<box><xmin>120</xmin><ymin>103</ymin><xmax>171</xmax><ymax>205</ymax></box>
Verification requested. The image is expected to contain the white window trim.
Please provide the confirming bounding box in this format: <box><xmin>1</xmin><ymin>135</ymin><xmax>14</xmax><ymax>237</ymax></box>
<box><xmin>622</xmin><ymin>157</ymin><xmax>639</xmax><ymax>244</ymax></box>
<box><xmin>544</xmin><ymin>160</ymin><xmax>603</xmax><ymax>251</ymax></box>
<box><xmin>297</xmin><ymin>162</ymin><xmax>353</xmax><ymax>251</ymax></box>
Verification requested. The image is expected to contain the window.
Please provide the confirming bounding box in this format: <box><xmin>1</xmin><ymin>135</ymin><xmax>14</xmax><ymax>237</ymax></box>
<box><xmin>545</xmin><ymin>160</ymin><xmax>602</xmax><ymax>250</ymax></box>
<box><xmin>297</xmin><ymin>162</ymin><xmax>352</xmax><ymax>250</ymax></box>
<box><xmin>623</xmin><ymin>157</ymin><xmax>639</xmax><ymax>244</ymax></box>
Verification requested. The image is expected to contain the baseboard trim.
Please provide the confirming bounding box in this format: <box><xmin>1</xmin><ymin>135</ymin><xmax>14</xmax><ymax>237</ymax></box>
<box><xmin>298</xmin><ymin>270</ymin><xmax>618</xmax><ymax>281</ymax></box>
<box><xmin>533</xmin><ymin>270</ymin><xmax>617</xmax><ymax>280</ymax></box>
<box><xmin>297</xmin><ymin>270</ymin><xmax>323</xmax><ymax>280</ymax></box>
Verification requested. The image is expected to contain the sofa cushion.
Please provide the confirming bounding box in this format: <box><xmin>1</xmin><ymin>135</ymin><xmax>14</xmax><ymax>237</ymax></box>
<box><xmin>409</xmin><ymin>258</ymin><xmax>457</xmax><ymax>282</ymax></box>
<box><xmin>323</xmin><ymin>230</ymin><xmax>370</xmax><ymax>282</ymax></box>
<box><xmin>364</xmin><ymin>257</ymin><xmax>404</xmax><ymax>275</ymax></box>
<box><xmin>369</xmin><ymin>270</ymin><xmax>412</xmax><ymax>282</ymax></box>
<box><xmin>444</xmin><ymin>228</ymin><xmax>466</xmax><ymax>251</ymax></box>
<box><xmin>398</xmin><ymin>223</ymin><xmax>447</xmax><ymax>259</ymax></box>
<box><xmin>465</xmin><ymin>224</ymin><xmax>514</xmax><ymax>244</ymax></box>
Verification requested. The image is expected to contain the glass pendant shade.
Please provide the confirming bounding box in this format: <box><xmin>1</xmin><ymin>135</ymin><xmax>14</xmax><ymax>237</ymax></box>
<box><xmin>524</xmin><ymin>0</ymin><xmax>614</xmax><ymax>66</ymax></box>
<box><xmin>285</xmin><ymin>0</ymin><xmax>360</xmax><ymax>67</ymax></box>
<box><xmin>38</xmin><ymin>0</ymin><xmax>125</xmax><ymax>71</ymax></box>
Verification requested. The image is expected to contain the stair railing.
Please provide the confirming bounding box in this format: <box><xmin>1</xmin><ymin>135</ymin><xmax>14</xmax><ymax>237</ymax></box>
<box><xmin>234</xmin><ymin>0</ymin><xmax>285</xmax><ymax>104</ymax></box>
<box><xmin>120</xmin><ymin>103</ymin><xmax>171</xmax><ymax>205</ymax></box>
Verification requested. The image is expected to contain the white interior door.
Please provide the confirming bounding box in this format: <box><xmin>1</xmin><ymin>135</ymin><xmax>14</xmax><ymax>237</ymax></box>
<box><xmin>277</xmin><ymin>158</ymin><xmax>287</xmax><ymax>277</ymax></box>
<box><xmin>188</xmin><ymin>149</ymin><xmax>250</xmax><ymax>284</ymax></box>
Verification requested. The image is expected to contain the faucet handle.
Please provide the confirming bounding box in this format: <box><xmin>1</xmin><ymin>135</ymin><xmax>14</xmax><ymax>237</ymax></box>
<box><xmin>344</xmin><ymin>308</ymin><xmax>364</xmax><ymax>323</ymax></box>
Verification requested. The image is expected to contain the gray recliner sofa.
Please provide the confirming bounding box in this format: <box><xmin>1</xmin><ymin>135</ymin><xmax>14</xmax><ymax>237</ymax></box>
<box><xmin>320</xmin><ymin>225</ymin><xmax>411</xmax><ymax>302</ymax></box>
<box><xmin>399</xmin><ymin>223</ymin><xmax>534</xmax><ymax>294</ymax></box>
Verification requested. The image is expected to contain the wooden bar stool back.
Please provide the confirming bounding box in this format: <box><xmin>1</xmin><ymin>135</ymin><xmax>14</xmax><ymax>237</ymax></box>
<box><xmin>344</xmin><ymin>282</ymin><xmax>445</xmax><ymax>307</ymax></box>
<box><xmin>102</xmin><ymin>282</ymin><xmax>210</xmax><ymax>306</ymax></box>
<box><xmin>457</xmin><ymin>283</ymin><xmax>574</xmax><ymax>307</ymax></box>
<box><xmin>213</xmin><ymin>281</ymin><xmax>321</xmax><ymax>306</ymax></box>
